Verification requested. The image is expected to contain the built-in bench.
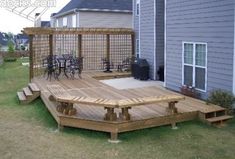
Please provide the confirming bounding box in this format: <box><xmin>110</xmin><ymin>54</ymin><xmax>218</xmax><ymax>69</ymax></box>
<box><xmin>47</xmin><ymin>85</ymin><xmax>185</xmax><ymax>121</ymax></box>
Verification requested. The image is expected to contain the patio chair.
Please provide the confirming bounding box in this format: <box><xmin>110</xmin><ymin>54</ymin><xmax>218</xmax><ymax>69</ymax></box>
<box><xmin>117</xmin><ymin>56</ymin><xmax>136</xmax><ymax>72</ymax></box>
<box><xmin>43</xmin><ymin>55</ymin><xmax>59</xmax><ymax>81</ymax></box>
<box><xmin>101</xmin><ymin>57</ymin><xmax>114</xmax><ymax>72</ymax></box>
<box><xmin>68</xmin><ymin>57</ymin><xmax>84</xmax><ymax>79</ymax></box>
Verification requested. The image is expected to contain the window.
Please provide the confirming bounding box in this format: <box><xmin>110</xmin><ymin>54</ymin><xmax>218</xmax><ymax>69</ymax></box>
<box><xmin>136</xmin><ymin>39</ymin><xmax>140</xmax><ymax>58</ymax></box>
<box><xmin>72</xmin><ymin>15</ymin><xmax>76</xmax><ymax>28</ymax></box>
<box><xmin>63</xmin><ymin>17</ymin><xmax>67</xmax><ymax>27</ymax></box>
<box><xmin>136</xmin><ymin>0</ymin><xmax>140</xmax><ymax>16</ymax></box>
<box><xmin>56</xmin><ymin>19</ymin><xmax>59</xmax><ymax>27</ymax></box>
<box><xmin>183</xmin><ymin>42</ymin><xmax>207</xmax><ymax>91</ymax></box>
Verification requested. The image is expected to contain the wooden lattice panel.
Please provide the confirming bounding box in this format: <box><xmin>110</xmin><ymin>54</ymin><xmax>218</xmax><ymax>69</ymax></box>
<box><xmin>26</xmin><ymin>28</ymin><xmax>135</xmax><ymax>79</ymax></box>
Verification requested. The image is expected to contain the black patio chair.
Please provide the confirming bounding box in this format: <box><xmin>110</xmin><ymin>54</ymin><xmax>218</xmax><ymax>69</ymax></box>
<box><xmin>101</xmin><ymin>57</ymin><xmax>114</xmax><ymax>72</ymax></box>
<box><xmin>117</xmin><ymin>56</ymin><xmax>136</xmax><ymax>72</ymax></box>
<box><xmin>68</xmin><ymin>57</ymin><xmax>84</xmax><ymax>79</ymax></box>
<box><xmin>43</xmin><ymin>55</ymin><xmax>59</xmax><ymax>81</ymax></box>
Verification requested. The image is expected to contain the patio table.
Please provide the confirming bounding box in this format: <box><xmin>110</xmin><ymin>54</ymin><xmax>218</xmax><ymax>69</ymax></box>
<box><xmin>56</xmin><ymin>54</ymin><xmax>73</xmax><ymax>78</ymax></box>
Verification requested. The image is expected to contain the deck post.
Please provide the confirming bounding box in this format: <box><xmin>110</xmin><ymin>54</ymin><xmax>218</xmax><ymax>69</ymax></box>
<box><xmin>167</xmin><ymin>101</ymin><xmax>179</xmax><ymax>129</ymax></box>
<box><xmin>131</xmin><ymin>34</ymin><xmax>135</xmax><ymax>57</ymax></box>
<box><xmin>108</xmin><ymin>132</ymin><xmax>120</xmax><ymax>143</ymax></box>
<box><xmin>58</xmin><ymin>124</ymin><xmax>64</xmax><ymax>131</ymax></box>
<box><xmin>104</xmin><ymin>34</ymin><xmax>112</xmax><ymax>73</ymax></box>
<box><xmin>78</xmin><ymin>34</ymin><xmax>82</xmax><ymax>58</ymax></box>
<box><xmin>29</xmin><ymin>35</ymin><xmax>34</xmax><ymax>81</ymax></box>
<box><xmin>49</xmin><ymin>34</ymin><xmax>53</xmax><ymax>56</ymax></box>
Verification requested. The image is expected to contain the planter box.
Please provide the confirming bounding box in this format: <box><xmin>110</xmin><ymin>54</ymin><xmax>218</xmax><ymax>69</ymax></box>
<box><xmin>180</xmin><ymin>86</ymin><xmax>200</xmax><ymax>98</ymax></box>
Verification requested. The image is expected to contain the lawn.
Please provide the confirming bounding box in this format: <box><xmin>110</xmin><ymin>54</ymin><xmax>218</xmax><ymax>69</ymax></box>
<box><xmin>0</xmin><ymin>58</ymin><xmax>235</xmax><ymax>159</ymax></box>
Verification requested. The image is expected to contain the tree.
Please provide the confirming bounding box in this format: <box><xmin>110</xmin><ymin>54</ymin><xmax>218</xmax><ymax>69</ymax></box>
<box><xmin>7</xmin><ymin>41</ymin><xmax>15</xmax><ymax>55</ymax></box>
<box><xmin>7</xmin><ymin>32</ymin><xmax>14</xmax><ymax>41</ymax></box>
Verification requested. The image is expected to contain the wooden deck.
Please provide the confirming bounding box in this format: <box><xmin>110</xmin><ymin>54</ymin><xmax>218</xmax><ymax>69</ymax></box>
<box><xmin>32</xmin><ymin>71</ymin><xmax>229</xmax><ymax>141</ymax></box>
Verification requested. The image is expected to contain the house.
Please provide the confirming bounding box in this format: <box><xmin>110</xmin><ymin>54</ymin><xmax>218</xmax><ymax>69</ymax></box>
<box><xmin>133</xmin><ymin>0</ymin><xmax>165</xmax><ymax>80</ymax></box>
<box><xmin>15</xmin><ymin>34</ymin><xmax>29</xmax><ymax>51</ymax></box>
<box><xmin>51</xmin><ymin>0</ymin><xmax>133</xmax><ymax>28</ymax></box>
<box><xmin>41</xmin><ymin>21</ymin><xmax>51</xmax><ymax>28</ymax></box>
<box><xmin>34</xmin><ymin>13</ymin><xmax>51</xmax><ymax>28</ymax></box>
<box><xmin>133</xmin><ymin>0</ymin><xmax>235</xmax><ymax>99</ymax></box>
<box><xmin>0</xmin><ymin>32</ymin><xmax>10</xmax><ymax>51</ymax></box>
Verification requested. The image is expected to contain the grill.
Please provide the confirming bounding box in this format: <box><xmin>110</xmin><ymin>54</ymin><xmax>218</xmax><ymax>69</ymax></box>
<box><xmin>131</xmin><ymin>58</ymin><xmax>149</xmax><ymax>80</ymax></box>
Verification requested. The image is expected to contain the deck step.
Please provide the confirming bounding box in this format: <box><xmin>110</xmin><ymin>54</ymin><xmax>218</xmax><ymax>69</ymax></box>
<box><xmin>17</xmin><ymin>92</ymin><xmax>28</xmax><ymax>104</ymax></box>
<box><xmin>17</xmin><ymin>91</ymin><xmax>26</xmax><ymax>101</ymax></box>
<box><xmin>23</xmin><ymin>87</ymin><xmax>33</xmax><ymax>96</ymax></box>
<box><xmin>28</xmin><ymin>83</ymin><xmax>40</xmax><ymax>92</ymax></box>
<box><xmin>206</xmin><ymin>115</ymin><xmax>233</xmax><ymax>123</ymax></box>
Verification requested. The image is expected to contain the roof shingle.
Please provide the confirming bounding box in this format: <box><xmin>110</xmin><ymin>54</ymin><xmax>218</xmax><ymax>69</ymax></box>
<box><xmin>57</xmin><ymin>0</ymin><xmax>132</xmax><ymax>16</ymax></box>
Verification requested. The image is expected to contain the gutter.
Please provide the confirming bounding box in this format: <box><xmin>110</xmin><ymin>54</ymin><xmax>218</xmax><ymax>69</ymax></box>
<box><xmin>52</xmin><ymin>9</ymin><xmax>79</xmax><ymax>18</ymax></box>
<box><xmin>52</xmin><ymin>8</ymin><xmax>132</xmax><ymax>18</ymax></box>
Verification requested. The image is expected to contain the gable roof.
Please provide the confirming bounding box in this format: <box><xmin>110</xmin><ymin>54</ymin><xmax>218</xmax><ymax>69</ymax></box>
<box><xmin>55</xmin><ymin>0</ymin><xmax>132</xmax><ymax>17</ymax></box>
<box><xmin>16</xmin><ymin>34</ymin><xmax>29</xmax><ymax>40</ymax></box>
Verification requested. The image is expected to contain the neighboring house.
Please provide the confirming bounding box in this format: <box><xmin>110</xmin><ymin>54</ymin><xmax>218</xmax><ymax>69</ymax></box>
<box><xmin>133</xmin><ymin>0</ymin><xmax>165</xmax><ymax>80</ymax></box>
<box><xmin>0</xmin><ymin>32</ymin><xmax>10</xmax><ymax>51</ymax></box>
<box><xmin>51</xmin><ymin>0</ymin><xmax>132</xmax><ymax>28</ymax></box>
<box><xmin>41</xmin><ymin>21</ymin><xmax>51</xmax><ymax>28</ymax></box>
<box><xmin>15</xmin><ymin>34</ymin><xmax>29</xmax><ymax>51</ymax></box>
<box><xmin>134</xmin><ymin>0</ymin><xmax>235</xmax><ymax>99</ymax></box>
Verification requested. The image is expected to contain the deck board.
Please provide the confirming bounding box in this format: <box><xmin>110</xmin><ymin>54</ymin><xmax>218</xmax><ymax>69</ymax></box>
<box><xmin>32</xmin><ymin>71</ymin><xmax>226</xmax><ymax>135</ymax></box>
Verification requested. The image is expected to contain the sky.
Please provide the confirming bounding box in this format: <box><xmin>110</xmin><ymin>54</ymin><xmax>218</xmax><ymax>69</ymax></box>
<box><xmin>0</xmin><ymin>0</ymin><xmax>70</xmax><ymax>34</ymax></box>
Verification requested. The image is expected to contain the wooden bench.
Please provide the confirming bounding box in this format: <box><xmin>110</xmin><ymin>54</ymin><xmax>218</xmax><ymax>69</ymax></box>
<box><xmin>47</xmin><ymin>85</ymin><xmax>185</xmax><ymax>121</ymax></box>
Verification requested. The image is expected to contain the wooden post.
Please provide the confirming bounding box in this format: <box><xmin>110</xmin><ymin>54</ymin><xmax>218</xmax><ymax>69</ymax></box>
<box><xmin>110</xmin><ymin>132</ymin><xmax>118</xmax><ymax>141</ymax></box>
<box><xmin>78</xmin><ymin>34</ymin><xmax>82</xmax><ymax>58</ymax></box>
<box><xmin>167</xmin><ymin>101</ymin><xmax>179</xmax><ymax>129</ymax></box>
<box><xmin>29</xmin><ymin>35</ymin><xmax>34</xmax><ymax>82</ymax></box>
<box><xmin>131</xmin><ymin>34</ymin><xmax>135</xmax><ymax>57</ymax></box>
<box><xmin>49</xmin><ymin>34</ymin><xmax>53</xmax><ymax>56</ymax></box>
<box><xmin>104</xmin><ymin>34</ymin><xmax>112</xmax><ymax>73</ymax></box>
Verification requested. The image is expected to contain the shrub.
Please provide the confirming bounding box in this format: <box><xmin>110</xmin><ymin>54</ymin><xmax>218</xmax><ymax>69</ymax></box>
<box><xmin>4</xmin><ymin>41</ymin><xmax>16</xmax><ymax>62</ymax></box>
<box><xmin>4</xmin><ymin>57</ymin><xmax>17</xmax><ymax>62</ymax></box>
<box><xmin>207</xmin><ymin>90</ymin><xmax>234</xmax><ymax>113</ymax></box>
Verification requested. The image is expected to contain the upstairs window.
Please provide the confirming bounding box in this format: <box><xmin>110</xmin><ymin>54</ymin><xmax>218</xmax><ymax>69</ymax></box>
<box><xmin>136</xmin><ymin>0</ymin><xmax>140</xmax><ymax>16</ymax></box>
<box><xmin>72</xmin><ymin>15</ymin><xmax>76</xmax><ymax>28</ymax></box>
<box><xmin>63</xmin><ymin>17</ymin><xmax>67</xmax><ymax>27</ymax></box>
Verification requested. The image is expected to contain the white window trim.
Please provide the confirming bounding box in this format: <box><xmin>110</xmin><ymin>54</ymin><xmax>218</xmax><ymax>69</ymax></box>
<box><xmin>136</xmin><ymin>0</ymin><xmax>140</xmax><ymax>16</ymax></box>
<box><xmin>138</xmin><ymin>0</ymin><xmax>141</xmax><ymax>58</ymax></box>
<box><xmin>233</xmin><ymin>7</ymin><xmax>235</xmax><ymax>94</ymax></box>
<box><xmin>136</xmin><ymin>39</ymin><xmax>140</xmax><ymax>57</ymax></box>
<box><xmin>164</xmin><ymin>0</ymin><xmax>167</xmax><ymax>87</ymax></box>
<box><xmin>182</xmin><ymin>42</ymin><xmax>208</xmax><ymax>92</ymax></box>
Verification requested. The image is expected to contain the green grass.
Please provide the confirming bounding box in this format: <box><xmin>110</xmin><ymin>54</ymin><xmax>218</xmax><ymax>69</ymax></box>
<box><xmin>0</xmin><ymin>59</ymin><xmax>235</xmax><ymax>159</ymax></box>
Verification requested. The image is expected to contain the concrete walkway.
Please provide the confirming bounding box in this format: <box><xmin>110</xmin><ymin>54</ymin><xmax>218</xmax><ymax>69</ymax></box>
<box><xmin>100</xmin><ymin>77</ymin><xmax>164</xmax><ymax>90</ymax></box>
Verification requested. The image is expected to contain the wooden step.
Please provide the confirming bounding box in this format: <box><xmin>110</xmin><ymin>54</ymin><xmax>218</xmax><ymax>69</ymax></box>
<box><xmin>17</xmin><ymin>91</ymin><xmax>26</xmax><ymax>101</ymax></box>
<box><xmin>28</xmin><ymin>83</ymin><xmax>40</xmax><ymax>92</ymax></box>
<box><xmin>17</xmin><ymin>92</ymin><xmax>28</xmax><ymax>104</ymax></box>
<box><xmin>23</xmin><ymin>87</ymin><xmax>33</xmax><ymax>96</ymax></box>
<box><xmin>206</xmin><ymin>115</ymin><xmax>233</xmax><ymax>123</ymax></box>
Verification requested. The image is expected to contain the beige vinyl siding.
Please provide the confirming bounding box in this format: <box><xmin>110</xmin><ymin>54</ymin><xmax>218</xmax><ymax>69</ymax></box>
<box><xmin>79</xmin><ymin>11</ymin><xmax>132</xmax><ymax>28</ymax></box>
